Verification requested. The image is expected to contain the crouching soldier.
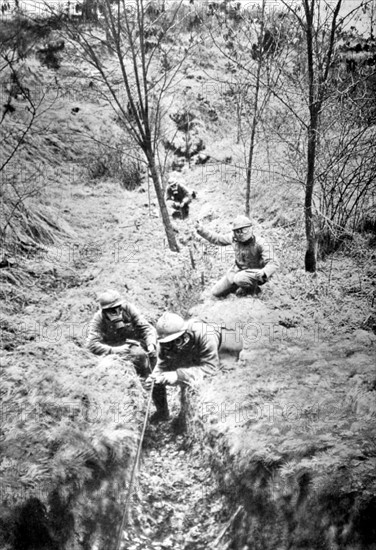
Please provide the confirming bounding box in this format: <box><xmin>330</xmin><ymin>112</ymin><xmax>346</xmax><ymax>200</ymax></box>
<box><xmin>145</xmin><ymin>312</ymin><xmax>243</xmax><ymax>423</ymax></box>
<box><xmin>165</xmin><ymin>178</ymin><xmax>196</xmax><ymax>220</ymax></box>
<box><xmin>196</xmin><ymin>215</ymin><xmax>279</xmax><ymax>298</ymax></box>
<box><xmin>86</xmin><ymin>289</ymin><xmax>168</xmax><ymax>417</ymax></box>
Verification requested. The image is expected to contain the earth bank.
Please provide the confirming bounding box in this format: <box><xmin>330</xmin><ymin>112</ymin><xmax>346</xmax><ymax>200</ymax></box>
<box><xmin>190</xmin><ymin>300</ymin><xmax>376</xmax><ymax>550</ymax></box>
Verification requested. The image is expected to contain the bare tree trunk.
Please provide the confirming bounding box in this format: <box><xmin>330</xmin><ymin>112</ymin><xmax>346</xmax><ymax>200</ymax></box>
<box><xmin>236</xmin><ymin>97</ymin><xmax>241</xmax><ymax>144</ymax></box>
<box><xmin>245</xmin><ymin>0</ymin><xmax>265</xmax><ymax>216</ymax></box>
<box><xmin>305</xmin><ymin>108</ymin><xmax>319</xmax><ymax>272</ymax></box>
<box><xmin>146</xmin><ymin>151</ymin><xmax>180</xmax><ymax>252</ymax></box>
<box><xmin>302</xmin><ymin>0</ymin><xmax>343</xmax><ymax>271</ymax></box>
<box><xmin>304</xmin><ymin>0</ymin><xmax>318</xmax><ymax>272</ymax></box>
<box><xmin>245</xmin><ymin>107</ymin><xmax>258</xmax><ymax>216</ymax></box>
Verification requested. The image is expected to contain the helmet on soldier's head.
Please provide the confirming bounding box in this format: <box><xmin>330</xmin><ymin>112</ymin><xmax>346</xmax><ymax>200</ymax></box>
<box><xmin>169</xmin><ymin>172</ymin><xmax>181</xmax><ymax>188</ymax></box>
<box><xmin>98</xmin><ymin>290</ymin><xmax>123</xmax><ymax>310</ymax></box>
<box><xmin>156</xmin><ymin>312</ymin><xmax>187</xmax><ymax>343</ymax></box>
<box><xmin>232</xmin><ymin>215</ymin><xmax>252</xmax><ymax>231</ymax></box>
<box><xmin>232</xmin><ymin>215</ymin><xmax>253</xmax><ymax>242</ymax></box>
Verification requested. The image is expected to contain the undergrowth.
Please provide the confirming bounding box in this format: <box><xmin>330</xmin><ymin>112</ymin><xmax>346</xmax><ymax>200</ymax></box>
<box><xmin>273</xmin><ymin>225</ymin><xmax>376</xmax><ymax>335</ymax></box>
<box><xmin>160</xmin><ymin>234</ymin><xmax>218</xmax><ymax>316</ymax></box>
<box><xmin>85</xmin><ymin>143</ymin><xmax>143</xmax><ymax>190</ymax></box>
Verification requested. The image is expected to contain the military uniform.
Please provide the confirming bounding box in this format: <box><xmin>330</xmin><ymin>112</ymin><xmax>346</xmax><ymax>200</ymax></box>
<box><xmin>152</xmin><ymin>318</ymin><xmax>221</xmax><ymax>387</ymax></box>
<box><xmin>147</xmin><ymin>312</ymin><xmax>244</xmax><ymax>422</ymax></box>
<box><xmin>86</xmin><ymin>301</ymin><xmax>157</xmax><ymax>374</ymax></box>
<box><xmin>86</xmin><ymin>292</ymin><xmax>168</xmax><ymax>416</ymax></box>
<box><xmin>197</xmin><ymin>223</ymin><xmax>279</xmax><ymax>297</ymax></box>
<box><xmin>165</xmin><ymin>182</ymin><xmax>194</xmax><ymax>219</ymax></box>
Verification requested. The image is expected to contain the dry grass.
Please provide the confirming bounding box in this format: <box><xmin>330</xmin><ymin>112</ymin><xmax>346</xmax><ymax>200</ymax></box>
<box><xmin>0</xmin><ymin>344</ymin><xmax>145</xmax><ymax>549</ymax></box>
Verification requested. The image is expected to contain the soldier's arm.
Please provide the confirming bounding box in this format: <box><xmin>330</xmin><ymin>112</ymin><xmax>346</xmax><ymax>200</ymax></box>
<box><xmin>126</xmin><ymin>303</ymin><xmax>157</xmax><ymax>349</ymax></box>
<box><xmin>151</xmin><ymin>357</ymin><xmax>167</xmax><ymax>374</ymax></box>
<box><xmin>196</xmin><ymin>226</ymin><xmax>233</xmax><ymax>246</ymax></box>
<box><xmin>181</xmin><ymin>195</ymin><xmax>192</xmax><ymax>207</ymax></box>
<box><xmin>258</xmin><ymin>238</ymin><xmax>280</xmax><ymax>279</ymax></box>
<box><xmin>175</xmin><ymin>333</ymin><xmax>220</xmax><ymax>386</ymax></box>
<box><xmin>86</xmin><ymin>312</ymin><xmax>113</xmax><ymax>355</ymax></box>
<box><xmin>179</xmin><ymin>184</ymin><xmax>193</xmax><ymax>207</ymax></box>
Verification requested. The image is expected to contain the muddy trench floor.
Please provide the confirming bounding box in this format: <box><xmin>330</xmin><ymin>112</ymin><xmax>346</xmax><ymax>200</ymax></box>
<box><xmin>120</xmin><ymin>386</ymin><xmax>231</xmax><ymax>550</ymax></box>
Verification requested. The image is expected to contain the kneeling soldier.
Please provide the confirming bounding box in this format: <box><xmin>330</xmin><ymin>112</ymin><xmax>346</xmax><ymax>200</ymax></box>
<box><xmin>165</xmin><ymin>179</ymin><xmax>195</xmax><ymax>220</ymax></box>
<box><xmin>196</xmin><ymin>215</ymin><xmax>279</xmax><ymax>298</ymax></box>
<box><xmin>146</xmin><ymin>312</ymin><xmax>241</xmax><ymax>423</ymax></box>
<box><xmin>86</xmin><ymin>289</ymin><xmax>167</xmax><ymax>418</ymax></box>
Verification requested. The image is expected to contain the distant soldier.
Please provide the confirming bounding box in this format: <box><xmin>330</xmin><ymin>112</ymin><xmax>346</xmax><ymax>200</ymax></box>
<box><xmin>145</xmin><ymin>312</ymin><xmax>243</xmax><ymax>423</ymax></box>
<box><xmin>196</xmin><ymin>215</ymin><xmax>279</xmax><ymax>298</ymax></box>
<box><xmin>86</xmin><ymin>290</ymin><xmax>167</xmax><ymax>417</ymax></box>
<box><xmin>165</xmin><ymin>179</ymin><xmax>196</xmax><ymax>220</ymax></box>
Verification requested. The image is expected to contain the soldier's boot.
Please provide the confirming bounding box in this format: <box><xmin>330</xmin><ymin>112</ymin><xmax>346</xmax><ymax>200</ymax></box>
<box><xmin>150</xmin><ymin>383</ymin><xmax>170</xmax><ymax>423</ymax></box>
<box><xmin>171</xmin><ymin>386</ymin><xmax>189</xmax><ymax>433</ymax></box>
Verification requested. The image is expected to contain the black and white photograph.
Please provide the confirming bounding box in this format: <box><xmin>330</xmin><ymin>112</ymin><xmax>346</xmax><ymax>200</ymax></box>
<box><xmin>1</xmin><ymin>0</ymin><xmax>376</xmax><ymax>548</ymax></box>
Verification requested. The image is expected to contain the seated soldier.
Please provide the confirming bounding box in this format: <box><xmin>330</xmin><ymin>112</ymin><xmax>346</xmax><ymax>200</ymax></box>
<box><xmin>165</xmin><ymin>178</ymin><xmax>196</xmax><ymax>220</ymax></box>
<box><xmin>86</xmin><ymin>289</ymin><xmax>168</xmax><ymax>417</ymax></box>
<box><xmin>145</xmin><ymin>312</ymin><xmax>243</xmax><ymax>423</ymax></box>
<box><xmin>196</xmin><ymin>215</ymin><xmax>279</xmax><ymax>298</ymax></box>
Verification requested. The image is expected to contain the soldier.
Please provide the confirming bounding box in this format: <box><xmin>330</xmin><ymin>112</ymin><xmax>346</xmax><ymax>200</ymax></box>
<box><xmin>86</xmin><ymin>290</ymin><xmax>168</xmax><ymax>418</ymax></box>
<box><xmin>196</xmin><ymin>215</ymin><xmax>279</xmax><ymax>298</ymax></box>
<box><xmin>145</xmin><ymin>312</ymin><xmax>243</xmax><ymax>423</ymax></box>
<box><xmin>165</xmin><ymin>179</ymin><xmax>196</xmax><ymax>220</ymax></box>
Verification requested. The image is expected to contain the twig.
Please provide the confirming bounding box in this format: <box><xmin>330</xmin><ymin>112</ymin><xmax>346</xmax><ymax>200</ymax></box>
<box><xmin>213</xmin><ymin>505</ymin><xmax>243</xmax><ymax>547</ymax></box>
<box><xmin>114</xmin><ymin>380</ymin><xmax>155</xmax><ymax>550</ymax></box>
<box><xmin>189</xmin><ymin>247</ymin><xmax>196</xmax><ymax>270</ymax></box>
<box><xmin>147</xmin><ymin>172</ymin><xmax>151</xmax><ymax>217</ymax></box>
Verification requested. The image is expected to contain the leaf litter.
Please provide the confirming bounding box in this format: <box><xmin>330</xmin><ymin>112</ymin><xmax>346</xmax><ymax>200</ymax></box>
<box><xmin>121</xmin><ymin>390</ymin><xmax>230</xmax><ymax>550</ymax></box>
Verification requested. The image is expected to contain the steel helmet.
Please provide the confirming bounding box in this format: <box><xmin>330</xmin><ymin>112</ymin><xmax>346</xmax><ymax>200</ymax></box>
<box><xmin>98</xmin><ymin>290</ymin><xmax>123</xmax><ymax>310</ymax></box>
<box><xmin>156</xmin><ymin>312</ymin><xmax>187</xmax><ymax>343</ymax></box>
<box><xmin>232</xmin><ymin>215</ymin><xmax>252</xmax><ymax>231</ymax></box>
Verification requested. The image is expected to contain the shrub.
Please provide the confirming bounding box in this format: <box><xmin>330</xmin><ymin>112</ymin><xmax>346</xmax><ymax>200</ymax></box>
<box><xmin>86</xmin><ymin>145</ymin><xmax>143</xmax><ymax>190</ymax></box>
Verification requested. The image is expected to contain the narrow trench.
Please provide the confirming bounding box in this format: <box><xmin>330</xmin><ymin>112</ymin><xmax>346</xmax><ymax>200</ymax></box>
<box><xmin>121</xmin><ymin>359</ymin><xmax>237</xmax><ymax>550</ymax></box>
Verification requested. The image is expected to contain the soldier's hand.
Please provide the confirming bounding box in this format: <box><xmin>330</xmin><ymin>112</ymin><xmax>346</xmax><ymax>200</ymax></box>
<box><xmin>255</xmin><ymin>270</ymin><xmax>266</xmax><ymax>283</ymax></box>
<box><xmin>145</xmin><ymin>370</ymin><xmax>178</xmax><ymax>386</ymax></box>
<box><xmin>144</xmin><ymin>376</ymin><xmax>154</xmax><ymax>390</ymax></box>
<box><xmin>159</xmin><ymin>371</ymin><xmax>178</xmax><ymax>385</ymax></box>
<box><xmin>246</xmin><ymin>269</ymin><xmax>264</xmax><ymax>283</ymax></box>
<box><xmin>259</xmin><ymin>271</ymin><xmax>267</xmax><ymax>283</ymax></box>
<box><xmin>147</xmin><ymin>343</ymin><xmax>157</xmax><ymax>359</ymax></box>
<box><xmin>112</xmin><ymin>344</ymin><xmax>131</xmax><ymax>355</ymax></box>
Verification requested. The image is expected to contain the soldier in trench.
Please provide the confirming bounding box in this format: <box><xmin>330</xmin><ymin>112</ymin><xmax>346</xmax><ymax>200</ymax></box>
<box><xmin>86</xmin><ymin>289</ymin><xmax>168</xmax><ymax>419</ymax></box>
<box><xmin>196</xmin><ymin>215</ymin><xmax>279</xmax><ymax>298</ymax></box>
<box><xmin>165</xmin><ymin>178</ymin><xmax>196</xmax><ymax>220</ymax></box>
<box><xmin>145</xmin><ymin>312</ymin><xmax>243</xmax><ymax>424</ymax></box>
